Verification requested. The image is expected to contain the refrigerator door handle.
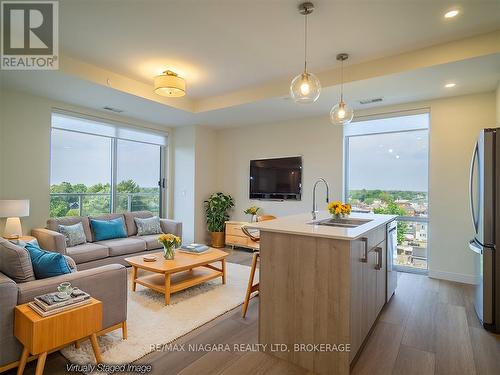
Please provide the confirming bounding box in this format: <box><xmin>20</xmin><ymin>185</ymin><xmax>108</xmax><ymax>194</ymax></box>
<box><xmin>469</xmin><ymin>239</ymin><xmax>483</xmax><ymax>255</ymax></box>
<box><xmin>469</xmin><ymin>141</ymin><xmax>479</xmax><ymax>234</ymax></box>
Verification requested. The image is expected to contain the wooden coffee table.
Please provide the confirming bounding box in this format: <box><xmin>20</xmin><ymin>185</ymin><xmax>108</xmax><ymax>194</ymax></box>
<box><xmin>125</xmin><ymin>248</ymin><xmax>228</xmax><ymax>305</ymax></box>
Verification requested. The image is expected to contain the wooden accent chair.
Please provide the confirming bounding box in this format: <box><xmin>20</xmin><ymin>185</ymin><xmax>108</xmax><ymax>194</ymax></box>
<box><xmin>241</xmin><ymin>215</ymin><xmax>276</xmax><ymax>318</ymax></box>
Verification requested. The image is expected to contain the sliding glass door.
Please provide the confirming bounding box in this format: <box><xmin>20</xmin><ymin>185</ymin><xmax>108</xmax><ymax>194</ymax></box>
<box><xmin>344</xmin><ymin>113</ymin><xmax>429</xmax><ymax>272</ymax></box>
<box><xmin>116</xmin><ymin>139</ymin><xmax>162</xmax><ymax>216</ymax></box>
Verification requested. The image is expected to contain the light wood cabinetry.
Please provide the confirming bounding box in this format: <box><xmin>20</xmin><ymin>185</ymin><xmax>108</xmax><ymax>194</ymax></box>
<box><xmin>260</xmin><ymin>223</ymin><xmax>391</xmax><ymax>375</ymax></box>
<box><xmin>225</xmin><ymin>221</ymin><xmax>259</xmax><ymax>251</ymax></box>
<box><xmin>349</xmin><ymin>230</ymin><xmax>387</xmax><ymax>364</ymax></box>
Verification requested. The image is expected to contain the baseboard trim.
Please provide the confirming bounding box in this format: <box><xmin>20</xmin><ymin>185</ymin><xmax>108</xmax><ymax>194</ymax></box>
<box><xmin>428</xmin><ymin>269</ymin><xmax>477</xmax><ymax>284</ymax></box>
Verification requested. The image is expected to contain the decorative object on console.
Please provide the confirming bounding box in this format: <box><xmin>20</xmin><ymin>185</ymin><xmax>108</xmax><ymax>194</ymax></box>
<box><xmin>327</xmin><ymin>201</ymin><xmax>352</xmax><ymax>219</ymax></box>
<box><xmin>154</xmin><ymin>70</ymin><xmax>186</xmax><ymax>97</ymax></box>
<box><xmin>204</xmin><ymin>192</ymin><xmax>235</xmax><ymax>248</ymax></box>
<box><xmin>243</xmin><ymin>206</ymin><xmax>260</xmax><ymax>222</ymax></box>
<box><xmin>330</xmin><ymin>53</ymin><xmax>354</xmax><ymax>125</ymax></box>
<box><xmin>290</xmin><ymin>2</ymin><xmax>320</xmax><ymax>103</ymax></box>
<box><xmin>158</xmin><ymin>233</ymin><xmax>181</xmax><ymax>260</ymax></box>
<box><xmin>0</xmin><ymin>199</ymin><xmax>30</xmax><ymax>239</ymax></box>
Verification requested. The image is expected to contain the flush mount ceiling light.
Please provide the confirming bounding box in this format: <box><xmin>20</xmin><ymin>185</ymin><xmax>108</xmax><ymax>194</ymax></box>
<box><xmin>444</xmin><ymin>9</ymin><xmax>460</xmax><ymax>18</ymax></box>
<box><xmin>290</xmin><ymin>2</ymin><xmax>321</xmax><ymax>103</ymax></box>
<box><xmin>330</xmin><ymin>53</ymin><xmax>354</xmax><ymax>125</ymax></box>
<box><xmin>154</xmin><ymin>70</ymin><xmax>186</xmax><ymax>97</ymax></box>
<box><xmin>444</xmin><ymin>82</ymin><xmax>457</xmax><ymax>88</ymax></box>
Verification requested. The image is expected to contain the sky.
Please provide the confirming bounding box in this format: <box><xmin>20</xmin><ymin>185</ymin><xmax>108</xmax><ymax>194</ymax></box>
<box><xmin>51</xmin><ymin>119</ymin><xmax>429</xmax><ymax>192</ymax></box>
<box><xmin>348</xmin><ymin>129</ymin><xmax>428</xmax><ymax>191</ymax></box>
<box><xmin>50</xmin><ymin>129</ymin><xmax>161</xmax><ymax>187</ymax></box>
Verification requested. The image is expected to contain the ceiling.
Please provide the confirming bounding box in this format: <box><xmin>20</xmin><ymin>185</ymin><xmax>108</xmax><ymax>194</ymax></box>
<box><xmin>1</xmin><ymin>0</ymin><xmax>499</xmax><ymax>128</ymax></box>
<box><xmin>2</xmin><ymin>53</ymin><xmax>498</xmax><ymax>127</ymax></box>
<box><xmin>58</xmin><ymin>0</ymin><xmax>499</xmax><ymax>99</ymax></box>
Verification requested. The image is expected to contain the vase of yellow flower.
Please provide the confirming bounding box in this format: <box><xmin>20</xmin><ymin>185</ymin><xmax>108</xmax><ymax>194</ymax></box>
<box><xmin>327</xmin><ymin>201</ymin><xmax>352</xmax><ymax>219</ymax></box>
<box><xmin>243</xmin><ymin>206</ymin><xmax>260</xmax><ymax>222</ymax></box>
<box><xmin>158</xmin><ymin>233</ymin><xmax>181</xmax><ymax>260</ymax></box>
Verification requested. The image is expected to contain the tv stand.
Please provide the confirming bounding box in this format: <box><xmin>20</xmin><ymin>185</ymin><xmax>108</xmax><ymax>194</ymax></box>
<box><xmin>225</xmin><ymin>221</ymin><xmax>259</xmax><ymax>251</ymax></box>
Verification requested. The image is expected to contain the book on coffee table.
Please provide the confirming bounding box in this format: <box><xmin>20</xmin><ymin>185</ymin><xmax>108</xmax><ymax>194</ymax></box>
<box><xmin>178</xmin><ymin>243</ymin><xmax>210</xmax><ymax>254</ymax></box>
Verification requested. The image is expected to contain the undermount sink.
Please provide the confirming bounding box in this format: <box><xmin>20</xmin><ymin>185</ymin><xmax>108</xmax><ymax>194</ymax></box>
<box><xmin>309</xmin><ymin>217</ymin><xmax>373</xmax><ymax>228</ymax></box>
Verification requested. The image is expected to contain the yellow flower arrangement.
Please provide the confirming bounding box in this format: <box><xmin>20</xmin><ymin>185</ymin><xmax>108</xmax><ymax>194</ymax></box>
<box><xmin>327</xmin><ymin>201</ymin><xmax>352</xmax><ymax>217</ymax></box>
<box><xmin>158</xmin><ymin>233</ymin><xmax>181</xmax><ymax>260</ymax></box>
<box><xmin>158</xmin><ymin>233</ymin><xmax>181</xmax><ymax>246</ymax></box>
<box><xmin>244</xmin><ymin>206</ymin><xmax>260</xmax><ymax>215</ymax></box>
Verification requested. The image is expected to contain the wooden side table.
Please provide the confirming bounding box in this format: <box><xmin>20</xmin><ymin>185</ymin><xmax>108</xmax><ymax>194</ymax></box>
<box><xmin>14</xmin><ymin>298</ymin><xmax>103</xmax><ymax>375</ymax></box>
<box><xmin>3</xmin><ymin>236</ymin><xmax>37</xmax><ymax>244</ymax></box>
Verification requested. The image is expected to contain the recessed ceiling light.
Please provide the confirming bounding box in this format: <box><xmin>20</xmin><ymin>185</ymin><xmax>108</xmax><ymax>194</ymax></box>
<box><xmin>445</xmin><ymin>82</ymin><xmax>456</xmax><ymax>88</ymax></box>
<box><xmin>395</xmin><ymin>155</ymin><xmax>400</xmax><ymax>159</ymax></box>
<box><xmin>444</xmin><ymin>9</ymin><xmax>460</xmax><ymax>18</ymax></box>
<box><xmin>388</xmin><ymin>149</ymin><xmax>393</xmax><ymax>153</ymax></box>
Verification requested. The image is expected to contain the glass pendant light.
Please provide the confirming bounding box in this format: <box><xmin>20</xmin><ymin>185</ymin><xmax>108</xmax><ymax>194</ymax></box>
<box><xmin>290</xmin><ymin>2</ymin><xmax>321</xmax><ymax>103</ymax></box>
<box><xmin>330</xmin><ymin>53</ymin><xmax>354</xmax><ymax>125</ymax></box>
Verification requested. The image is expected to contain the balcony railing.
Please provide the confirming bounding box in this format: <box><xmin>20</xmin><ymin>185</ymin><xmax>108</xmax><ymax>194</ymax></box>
<box><xmin>50</xmin><ymin>192</ymin><xmax>160</xmax><ymax>217</ymax></box>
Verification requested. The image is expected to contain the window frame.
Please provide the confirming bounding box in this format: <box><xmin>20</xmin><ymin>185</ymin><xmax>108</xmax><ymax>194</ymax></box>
<box><xmin>49</xmin><ymin>112</ymin><xmax>168</xmax><ymax>217</ymax></box>
<box><xmin>343</xmin><ymin>111</ymin><xmax>430</xmax><ymax>273</ymax></box>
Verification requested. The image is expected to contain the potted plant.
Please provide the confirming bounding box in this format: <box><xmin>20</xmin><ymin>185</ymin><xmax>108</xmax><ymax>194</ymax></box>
<box><xmin>204</xmin><ymin>192</ymin><xmax>235</xmax><ymax>248</ymax></box>
<box><xmin>244</xmin><ymin>206</ymin><xmax>260</xmax><ymax>222</ymax></box>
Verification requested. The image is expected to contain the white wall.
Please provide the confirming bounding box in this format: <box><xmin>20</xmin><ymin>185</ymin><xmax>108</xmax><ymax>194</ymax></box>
<box><xmin>217</xmin><ymin>116</ymin><xmax>344</xmax><ymax>221</ymax></box>
<box><xmin>172</xmin><ymin>125</ymin><xmax>196</xmax><ymax>243</ymax></box>
<box><xmin>496</xmin><ymin>80</ymin><xmax>500</xmax><ymax>124</ymax></box>
<box><xmin>194</xmin><ymin>126</ymin><xmax>218</xmax><ymax>244</ymax></box>
<box><xmin>215</xmin><ymin>92</ymin><xmax>497</xmax><ymax>283</ymax></box>
<box><xmin>0</xmin><ymin>89</ymin><xmax>171</xmax><ymax>235</ymax></box>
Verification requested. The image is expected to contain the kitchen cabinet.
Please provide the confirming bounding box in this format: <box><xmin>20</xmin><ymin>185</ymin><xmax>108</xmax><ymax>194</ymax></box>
<box><xmin>349</xmin><ymin>229</ymin><xmax>387</xmax><ymax>363</ymax></box>
<box><xmin>255</xmin><ymin>212</ymin><xmax>396</xmax><ymax>375</ymax></box>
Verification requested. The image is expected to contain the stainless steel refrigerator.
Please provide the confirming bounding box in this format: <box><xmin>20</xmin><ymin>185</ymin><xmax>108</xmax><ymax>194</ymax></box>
<box><xmin>469</xmin><ymin>128</ymin><xmax>499</xmax><ymax>332</ymax></box>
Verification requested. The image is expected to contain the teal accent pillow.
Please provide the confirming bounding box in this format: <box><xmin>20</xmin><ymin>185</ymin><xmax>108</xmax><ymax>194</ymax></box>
<box><xmin>24</xmin><ymin>243</ymin><xmax>72</xmax><ymax>279</ymax></box>
<box><xmin>90</xmin><ymin>217</ymin><xmax>127</xmax><ymax>241</ymax></box>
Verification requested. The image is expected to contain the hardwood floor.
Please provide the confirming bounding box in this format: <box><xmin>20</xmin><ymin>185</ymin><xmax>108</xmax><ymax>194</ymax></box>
<box><xmin>7</xmin><ymin>248</ymin><xmax>500</xmax><ymax>375</ymax></box>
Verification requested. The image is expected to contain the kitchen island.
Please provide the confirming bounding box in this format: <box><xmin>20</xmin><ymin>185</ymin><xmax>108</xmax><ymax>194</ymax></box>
<box><xmin>248</xmin><ymin>211</ymin><xmax>397</xmax><ymax>374</ymax></box>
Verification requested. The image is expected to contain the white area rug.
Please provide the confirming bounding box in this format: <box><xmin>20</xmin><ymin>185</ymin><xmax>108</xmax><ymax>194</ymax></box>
<box><xmin>61</xmin><ymin>262</ymin><xmax>256</xmax><ymax>364</ymax></box>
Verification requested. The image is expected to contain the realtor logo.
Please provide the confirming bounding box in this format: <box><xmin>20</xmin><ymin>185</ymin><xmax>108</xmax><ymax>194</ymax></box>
<box><xmin>1</xmin><ymin>1</ymin><xmax>58</xmax><ymax>70</ymax></box>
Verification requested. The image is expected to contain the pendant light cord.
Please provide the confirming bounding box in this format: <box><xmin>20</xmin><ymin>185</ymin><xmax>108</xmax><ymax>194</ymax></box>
<box><xmin>340</xmin><ymin>59</ymin><xmax>344</xmax><ymax>101</ymax></box>
<box><xmin>304</xmin><ymin>13</ymin><xmax>308</xmax><ymax>72</ymax></box>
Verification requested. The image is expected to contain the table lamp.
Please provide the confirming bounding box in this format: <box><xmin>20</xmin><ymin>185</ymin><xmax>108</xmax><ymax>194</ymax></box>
<box><xmin>0</xmin><ymin>200</ymin><xmax>30</xmax><ymax>239</ymax></box>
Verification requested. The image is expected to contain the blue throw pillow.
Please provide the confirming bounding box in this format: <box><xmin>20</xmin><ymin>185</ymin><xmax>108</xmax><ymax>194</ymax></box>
<box><xmin>24</xmin><ymin>243</ymin><xmax>72</xmax><ymax>279</ymax></box>
<box><xmin>90</xmin><ymin>217</ymin><xmax>127</xmax><ymax>241</ymax></box>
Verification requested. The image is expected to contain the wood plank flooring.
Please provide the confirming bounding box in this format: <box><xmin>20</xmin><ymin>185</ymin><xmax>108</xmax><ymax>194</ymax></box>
<box><xmin>7</xmin><ymin>248</ymin><xmax>500</xmax><ymax>375</ymax></box>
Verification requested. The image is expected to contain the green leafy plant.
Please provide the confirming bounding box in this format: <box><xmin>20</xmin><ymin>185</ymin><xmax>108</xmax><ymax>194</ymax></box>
<box><xmin>204</xmin><ymin>192</ymin><xmax>235</xmax><ymax>232</ymax></box>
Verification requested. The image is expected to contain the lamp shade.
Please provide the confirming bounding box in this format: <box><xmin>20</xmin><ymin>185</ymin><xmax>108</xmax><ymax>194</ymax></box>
<box><xmin>154</xmin><ymin>70</ymin><xmax>186</xmax><ymax>97</ymax></box>
<box><xmin>0</xmin><ymin>200</ymin><xmax>30</xmax><ymax>218</ymax></box>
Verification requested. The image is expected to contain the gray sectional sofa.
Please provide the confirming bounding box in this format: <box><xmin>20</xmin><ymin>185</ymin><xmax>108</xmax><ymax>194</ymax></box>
<box><xmin>0</xmin><ymin>238</ymin><xmax>127</xmax><ymax>369</ymax></box>
<box><xmin>32</xmin><ymin>211</ymin><xmax>182</xmax><ymax>270</ymax></box>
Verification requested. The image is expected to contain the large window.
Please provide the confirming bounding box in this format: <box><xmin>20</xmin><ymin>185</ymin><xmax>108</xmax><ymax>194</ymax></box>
<box><xmin>344</xmin><ymin>113</ymin><xmax>429</xmax><ymax>272</ymax></box>
<box><xmin>50</xmin><ymin>113</ymin><xmax>167</xmax><ymax>217</ymax></box>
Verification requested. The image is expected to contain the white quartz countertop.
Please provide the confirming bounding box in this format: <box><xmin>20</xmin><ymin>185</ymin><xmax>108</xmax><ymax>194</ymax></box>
<box><xmin>247</xmin><ymin>211</ymin><xmax>397</xmax><ymax>240</ymax></box>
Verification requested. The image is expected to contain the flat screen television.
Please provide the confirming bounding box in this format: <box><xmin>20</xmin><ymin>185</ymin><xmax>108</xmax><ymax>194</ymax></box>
<box><xmin>249</xmin><ymin>156</ymin><xmax>302</xmax><ymax>200</ymax></box>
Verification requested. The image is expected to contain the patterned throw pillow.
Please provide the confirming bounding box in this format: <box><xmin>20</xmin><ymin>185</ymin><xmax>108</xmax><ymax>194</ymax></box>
<box><xmin>59</xmin><ymin>222</ymin><xmax>87</xmax><ymax>247</ymax></box>
<box><xmin>134</xmin><ymin>216</ymin><xmax>162</xmax><ymax>236</ymax></box>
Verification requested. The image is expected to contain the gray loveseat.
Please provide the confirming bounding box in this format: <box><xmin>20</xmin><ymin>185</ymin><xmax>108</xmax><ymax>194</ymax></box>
<box><xmin>32</xmin><ymin>211</ymin><xmax>182</xmax><ymax>270</ymax></box>
<box><xmin>0</xmin><ymin>238</ymin><xmax>127</xmax><ymax>369</ymax></box>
